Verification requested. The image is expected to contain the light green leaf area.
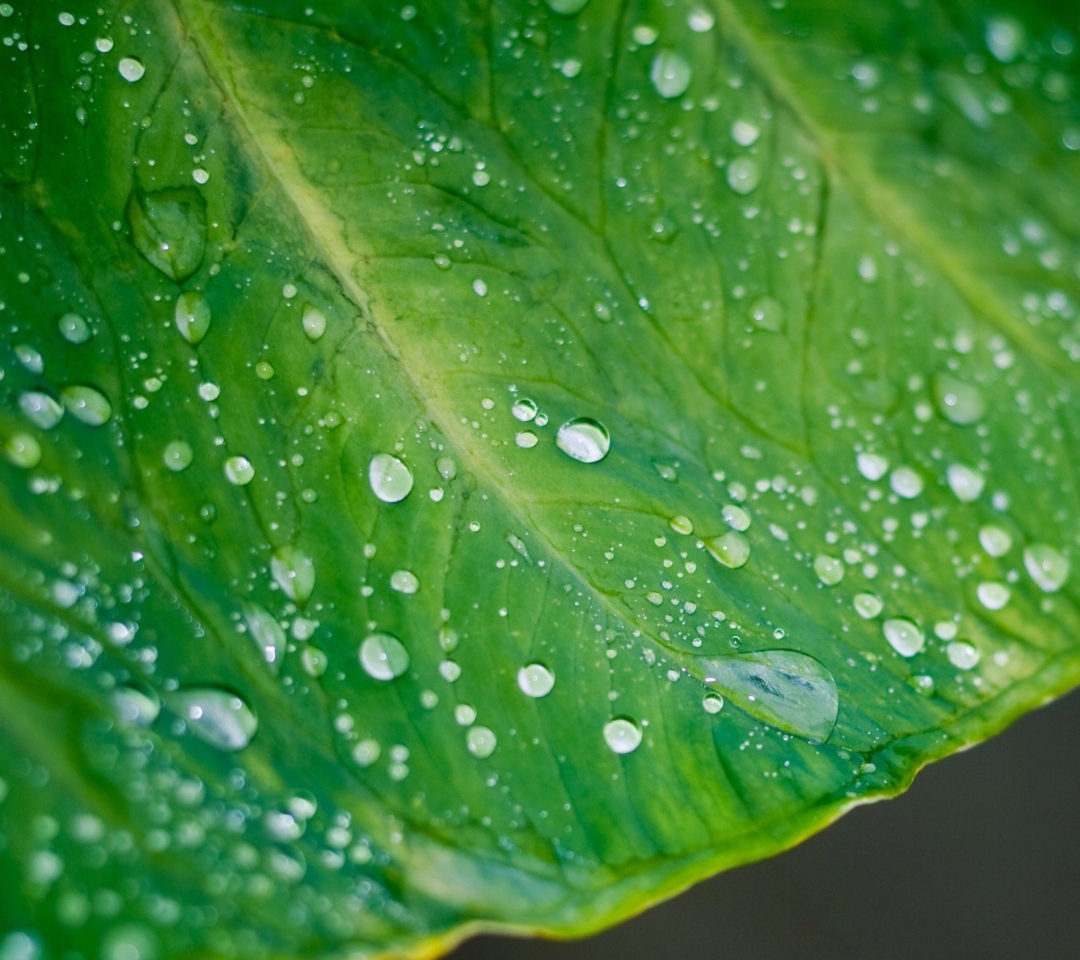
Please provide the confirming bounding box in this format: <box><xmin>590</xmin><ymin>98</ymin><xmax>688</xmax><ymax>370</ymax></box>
<box><xmin>2</xmin><ymin>0</ymin><xmax>1079</xmax><ymax>956</ymax></box>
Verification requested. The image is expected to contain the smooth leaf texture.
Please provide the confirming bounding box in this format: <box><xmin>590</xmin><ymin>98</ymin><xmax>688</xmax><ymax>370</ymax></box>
<box><xmin>2</xmin><ymin>0</ymin><xmax>1080</xmax><ymax>957</ymax></box>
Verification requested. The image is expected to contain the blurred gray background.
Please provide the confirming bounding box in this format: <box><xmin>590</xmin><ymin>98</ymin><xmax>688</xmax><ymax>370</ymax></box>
<box><xmin>451</xmin><ymin>690</ymin><xmax>1080</xmax><ymax>960</ymax></box>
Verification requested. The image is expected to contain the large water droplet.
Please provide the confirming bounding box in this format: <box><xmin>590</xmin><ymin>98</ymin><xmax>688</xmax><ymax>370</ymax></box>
<box><xmin>726</xmin><ymin>157</ymin><xmax>761</xmax><ymax>195</ymax></box>
<box><xmin>603</xmin><ymin>717</ymin><xmax>642</xmax><ymax>754</ymax></box>
<box><xmin>700</xmin><ymin>650</ymin><xmax>839</xmax><ymax>741</ymax></box>
<box><xmin>650</xmin><ymin>50</ymin><xmax>692</xmax><ymax>99</ymax></box>
<box><xmin>302</xmin><ymin>304</ymin><xmax>327</xmax><ymax>341</ymax></box>
<box><xmin>243</xmin><ymin>602</ymin><xmax>286</xmax><ymax>669</ymax></box>
<box><xmin>171</xmin><ymin>688</ymin><xmax>258</xmax><ymax>751</ymax></box>
<box><xmin>466</xmin><ymin>725</ymin><xmax>497</xmax><ymax>758</ymax></box>
<box><xmin>19</xmin><ymin>392</ymin><xmax>63</xmax><ymax>430</ymax></box>
<box><xmin>556</xmin><ymin>417</ymin><xmax>610</xmax><ymax>463</ymax></box>
<box><xmin>127</xmin><ymin>187</ymin><xmax>207</xmax><ymax>282</ymax></box>
<box><xmin>517</xmin><ymin>662</ymin><xmax>555</xmax><ymax>698</ymax></box>
<box><xmin>359</xmin><ymin>633</ymin><xmax>410</xmax><ymax>680</ymax></box>
<box><xmin>175</xmin><ymin>291</ymin><xmax>211</xmax><ymax>345</ymax></box>
<box><xmin>61</xmin><ymin>385</ymin><xmax>111</xmax><ymax>426</ymax></box>
<box><xmin>933</xmin><ymin>373</ymin><xmax>986</xmax><ymax>426</ymax></box>
<box><xmin>369</xmin><ymin>453</ymin><xmax>414</xmax><ymax>502</ymax></box>
<box><xmin>271</xmin><ymin>545</ymin><xmax>315</xmax><ymax>604</ymax></box>
<box><xmin>1024</xmin><ymin>544</ymin><xmax>1069</xmax><ymax>593</ymax></box>
<box><xmin>58</xmin><ymin>313</ymin><xmax>92</xmax><ymax>344</ymax></box>
<box><xmin>882</xmin><ymin>618</ymin><xmax>925</xmax><ymax>657</ymax></box>
<box><xmin>163</xmin><ymin>440</ymin><xmax>193</xmax><ymax>472</ymax></box>
<box><xmin>706</xmin><ymin>530</ymin><xmax>750</xmax><ymax>569</ymax></box>
<box><xmin>118</xmin><ymin>57</ymin><xmax>145</xmax><ymax>82</ymax></box>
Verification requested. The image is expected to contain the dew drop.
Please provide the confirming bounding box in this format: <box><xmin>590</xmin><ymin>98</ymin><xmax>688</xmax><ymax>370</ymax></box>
<box><xmin>650</xmin><ymin>50</ymin><xmax>692</xmax><ymax>99</ymax></box>
<box><xmin>390</xmin><ymin>569</ymin><xmax>419</xmax><ymax>594</ymax></box>
<box><xmin>556</xmin><ymin>417</ymin><xmax>610</xmax><ymax>463</ymax></box>
<box><xmin>706</xmin><ymin>530</ymin><xmax>750</xmax><ymax>569</ymax></box>
<box><xmin>512</xmin><ymin>398</ymin><xmax>538</xmax><ymax>422</ymax></box>
<box><xmin>688</xmin><ymin>7</ymin><xmax>714</xmax><ymax>31</ymax></box>
<box><xmin>19</xmin><ymin>392</ymin><xmax>63</xmax><ymax>430</ymax></box>
<box><xmin>175</xmin><ymin>291</ymin><xmax>211</xmax><ymax>345</ymax></box>
<box><xmin>224</xmin><ymin>456</ymin><xmax>255</xmax><ymax>486</ymax></box>
<box><xmin>946</xmin><ymin>640</ymin><xmax>980</xmax><ymax>670</ymax></box>
<box><xmin>933</xmin><ymin>373</ymin><xmax>986</xmax><ymax>426</ymax></box>
<box><xmin>946</xmin><ymin>463</ymin><xmax>984</xmax><ymax>502</ymax></box>
<box><xmin>517</xmin><ymin>662</ymin><xmax>555</xmax><ymax>698</ymax></box>
<box><xmin>243</xmin><ymin>602</ymin><xmax>286</xmax><ymax>669</ymax></box>
<box><xmin>748</xmin><ymin>296</ymin><xmax>784</xmax><ymax>332</ymax></box>
<box><xmin>669</xmin><ymin>515</ymin><xmax>694</xmax><ymax>535</ymax></box>
<box><xmin>814</xmin><ymin>555</ymin><xmax>844</xmax><ymax>586</ymax></box>
<box><xmin>302</xmin><ymin>305</ymin><xmax>327</xmax><ymax>341</ymax></box>
<box><xmin>979</xmin><ymin>525</ymin><xmax>1012</xmax><ymax>557</ymax></box>
<box><xmin>977</xmin><ymin>581</ymin><xmax>1010</xmax><ymax>610</ymax></box>
<box><xmin>359</xmin><ymin>633</ymin><xmax>410</xmax><ymax>680</ymax></box>
<box><xmin>856</xmin><ymin>452</ymin><xmax>889</xmax><ymax>482</ymax></box>
<box><xmin>118</xmin><ymin>57</ymin><xmax>145</xmax><ymax>82</ymax></box>
<box><xmin>171</xmin><ymin>688</ymin><xmax>258</xmax><ymax>751</ymax></box>
<box><xmin>889</xmin><ymin>466</ymin><xmax>923</xmax><ymax>499</ymax></box>
<box><xmin>721</xmin><ymin>504</ymin><xmax>751</xmax><ymax>531</ymax></box>
<box><xmin>1023</xmin><ymin>544</ymin><xmax>1069</xmax><ymax>593</ymax></box>
<box><xmin>58</xmin><ymin>313</ymin><xmax>91</xmax><ymax>344</ymax></box>
<box><xmin>603</xmin><ymin>717</ymin><xmax>642</xmax><ymax>754</ymax></box>
<box><xmin>466</xmin><ymin>725</ymin><xmax>498</xmax><ymax>758</ymax></box>
<box><xmin>547</xmin><ymin>0</ymin><xmax>590</xmax><ymax>14</ymax></box>
<box><xmin>4</xmin><ymin>434</ymin><xmax>41</xmax><ymax>469</ymax></box>
<box><xmin>731</xmin><ymin>119</ymin><xmax>761</xmax><ymax>146</ymax></box>
<box><xmin>726</xmin><ymin>157</ymin><xmax>761</xmax><ymax>195</ymax></box>
<box><xmin>853</xmin><ymin>592</ymin><xmax>883</xmax><ymax>619</ymax></box>
<box><xmin>62</xmin><ymin>386</ymin><xmax>111</xmax><ymax>426</ymax></box>
<box><xmin>702</xmin><ymin>693</ymin><xmax>724</xmax><ymax>714</ymax></box>
<box><xmin>369</xmin><ymin>453</ymin><xmax>414</xmax><ymax>502</ymax></box>
<box><xmin>516</xmin><ymin>430</ymin><xmax>538</xmax><ymax>448</ymax></box>
<box><xmin>301</xmin><ymin>646</ymin><xmax>328</xmax><ymax>677</ymax></box>
<box><xmin>352</xmin><ymin>739</ymin><xmax>381</xmax><ymax>767</ymax></box>
<box><xmin>436</xmin><ymin>456</ymin><xmax>457</xmax><ymax>480</ymax></box>
<box><xmin>271</xmin><ymin>545</ymin><xmax>315</xmax><ymax>604</ymax></box>
<box><xmin>112</xmin><ymin>686</ymin><xmax>160</xmax><ymax>726</ymax></box>
<box><xmin>163</xmin><ymin>440</ymin><xmax>193</xmax><ymax>472</ymax></box>
<box><xmin>882</xmin><ymin>618</ymin><xmax>925</xmax><ymax>657</ymax></box>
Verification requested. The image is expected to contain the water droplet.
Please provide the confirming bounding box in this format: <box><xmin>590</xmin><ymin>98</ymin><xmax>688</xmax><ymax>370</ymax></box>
<box><xmin>112</xmin><ymin>686</ymin><xmax>160</xmax><ymax>726</ymax></box>
<box><xmin>889</xmin><ymin>466</ymin><xmax>923</xmax><ymax>499</ymax></box>
<box><xmin>163</xmin><ymin>440</ymin><xmax>193</xmax><ymax>472</ymax></box>
<box><xmin>19</xmin><ymin>392</ymin><xmax>63</xmax><ymax>430</ymax></box>
<box><xmin>979</xmin><ymin>525</ymin><xmax>1012</xmax><ymax>557</ymax></box>
<box><xmin>352</xmin><ymin>739</ymin><xmax>381</xmax><ymax>767</ymax></box>
<box><xmin>856</xmin><ymin>452</ymin><xmax>889</xmax><ymax>482</ymax></box>
<box><xmin>516</xmin><ymin>430</ymin><xmax>538</xmax><ymax>448</ymax></box>
<box><xmin>977</xmin><ymin>581</ymin><xmax>1010</xmax><ymax>610</ymax></box>
<box><xmin>547</xmin><ymin>0</ymin><xmax>590</xmax><ymax>14</ymax></box>
<box><xmin>853</xmin><ymin>593</ymin><xmax>883</xmax><ymax>619</ymax></box>
<box><xmin>175</xmin><ymin>291</ymin><xmax>210</xmax><ymax>345</ymax></box>
<box><xmin>118</xmin><ymin>57</ymin><xmax>145</xmax><ymax>82</ymax></box>
<box><xmin>1024</xmin><ymin>544</ymin><xmax>1069</xmax><ymax>593</ymax></box>
<box><xmin>439</xmin><ymin>660</ymin><xmax>461</xmax><ymax>682</ymax></box>
<box><xmin>436</xmin><ymin>456</ymin><xmax>457</xmax><ymax>481</ymax></box>
<box><xmin>721</xmin><ymin>504</ymin><xmax>751</xmax><ymax>531</ymax></box>
<box><xmin>882</xmin><ymin>618</ymin><xmax>925</xmax><ymax>657</ymax></box>
<box><xmin>512</xmin><ymin>398</ymin><xmax>538</xmax><ymax>422</ymax></box>
<box><xmin>986</xmin><ymin>15</ymin><xmax>1023</xmax><ymax>63</ymax></box>
<box><xmin>455</xmin><ymin>704</ymin><xmax>477</xmax><ymax>726</ymax></box>
<box><xmin>4</xmin><ymin>433</ymin><xmax>41</xmax><ymax>469</ymax></box>
<box><xmin>171</xmin><ymin>688</ymin><xmax>258</xmax><ymax>751</ymax></box>
<box><xmin>706</xmin><ymin>531</ymin><xmax>750</xmax><ymax>569</ymax></box>
<box><xmin>933</xmin><ymin>373</ymin><xmax>986</xmax><ymax>426</ymax></box>
<box><xmin>556</xmin><ymin>417</ymin><xmax>610</xmax><ymax>463</ymax></box>
<box><xmin>466</xmin><ymin>725</ymin><xmax>497</xmax><ymax>758</ymax></box>
<box><xmin>669</xmin><ymin>515</ymin><xmax>694</xmax><ymax>535</ymax></box>
<box><xmin>390</xmin><ymin>569</ymin><xmax>419</xmax><ymax>594</ymax></box>
<box><xmin>14</xmin><ymin>344</ymin><xmax>43</xmax><ymax>375</ymax></box>
<box><xmin>726</xmin><ymin>157</ymin><xmax>761</xmax><ymax>195</ymax></box>
<box><xmin>301</xmin><ymin>646</ymin><xmax>328</xmax><ymax>677</ymax></box>
<box><xmin>271</xmin><ymin>545</ymin><xmax>315</xmax><ymax>604</ymax></box>
<box><xmin>127</xmin><ymin>187</ymin><xmax>207</xmax><ymax>282</ymax></box>
<box><xmin>517</xmin><ymin>662</ymin><xmax>555</xmax><ymax>698</ymax></box>
<box><xmin>438</xmin><ymin>626</ymin><xmax>459</xmax><ymax>653</ymax></box>
<box><xmin>243</xmin><ymin>602</ymin><xmax>286</xmax><ymax>668</ymax></box>
<box><xmin>946</xmin><ymin>640</ymin><xmax>980</xmax><ymax>670</ymax></box>
<box><xmin>61</xmin><ymin>385</ymin><xmax>111</xmax><ymax>426</ymax></box>
<box><xmin>359</xmin><ymin>633</ymin><xmax>410</xmax><ymax>680</ymax></box>
<box><xmin>58</xmin><ymin>313</ymin><xmax>91</xmax><ymax>344</ymax></box>
<box><xmin>731</xmin><ymin>119</ymin><xmax>761</xmax><ymax>146</ymax></box>
<box><xmin>650</xmin><ymin>50</ymin><xmax>692</xmax><ymax>99</ymax></box>
<box><xmin>224</xmin><ymin>455</ymin><xmax>255</xmax><ymax>485</ymax></box>
<box><xmin>688</xmin><ymin>7</ymin><xmax>714</xmax><ymax>31</ymax></box>
<box><xmin>814</xmin><ymin>555</ymin><xmax>844</xmax><ymax>586</ymax></box>
<box><xmin>748</xmin><ymin>296</ymin><xmax>784</xmax><ymax>332</ymax></box>
<box><xmin>369</xmin><ymin>453</ymin><xmax>414</xmax><ymax>502</ymax></box>
<box><xmin>946</xmin><ymin>463</ymin><xmax>984</xmax><ymax>502</ymax></box>
<box><xmin>302</xmin><ymin>305</ymin><xmax>326</xmax><ymax>341</ymax></box>
<box><xmin>633</xmin><ymin>24</ymin><xmax>658</xmax><ymax>46</ymax></box>
<box><xmin>702</xmin><ymin>693</ymin><xmax>724</xmax><ymax>714</ymax></box>
<box><xmin>701</xmin><ymin>650</ymin><xmax>839</xmax><ymax>741</ymax></box>
<box><xmin>603</xmin><ymin>717</ymin><xmax>642</xmax><ymax>754</ymax></box>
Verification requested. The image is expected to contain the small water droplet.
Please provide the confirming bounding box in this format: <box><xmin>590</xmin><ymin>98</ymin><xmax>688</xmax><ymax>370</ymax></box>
<box><xmin>163</xmin><ymin>440</ymin><xmax>193</xmax><ymax>472</ymax></box>
<box><xmin>603</xmin><ymin>717</ymin><xmax>642</xmax><ymax>754</ymax></box>
<box><xmin>726</xmin><ymin>157</ymin><xmax>761</xmax><ymax>195</ymax></box>
<box><xmin>301</xmin><ymin>646</ymin><xmax>328</xmax><ymax>677</ymax></box>
<box><xmin>3</xmin><ymin>433</ymin><xmax>41</xmax><ymax>469</ymax></box>
<box><xmin>650</xmin><ymin>50</ymin><xmax>692</xmax><ymax>99</ymax></box>
<box><xmin>224</xmin><ymin>456</ymin><xmax>255</xmax><ymax>486</ymax></box>
<box><xmin>889</xmin><ymin>466</ymin><xmax>923</xmax><ymax>499</ymax></box>
<box><xmin>814</xmin><ymin>555</ymin><xmax>844</xmax><ymax>586</ymax></box>
<box><xmin>946</xmin><ymin>463</ymin><xmax>984</xmax><ymax>502</ymax></box>
<box><xmin>748</xmin><ymin>296</ymin><xmax>784</xmax><ymax>332</ymax></box>
<box><xmin>702</xmin><ymin>693</ymin><xmax>724</xmax><ymax>714</ymax></box>
<box><xmin>512</xmin><ymin>398</ymin><xmax>538</xmax><ymax>421</ymax></box>
<box><xmin>933</xmin><ymin>373</ymin><xmax>986</xmax><ymax>425</ymax></box>
<box><xmin>556</xmin><ymin>417</ymin><xmax>610</xmax><ymax>463</ymax></box>
<box><xmin>946</xmin><ymin>640</ymin><xmax>980</xmax><ymax>670</ymax></box>
<box><xmin>979</xmin><ymin>525</ymin><xmax>1012</xmax><ymax>557</ymax></box>
<box><xmin>466</xmin><ymin>725</ymin><xmax>497</xmax><ymax>758</ymax></box>
<box><xmin>517</xmin><ymin>662</ymin><xmax>555</xmax><ymax>698</ymax></box>
<box><xmin>455</xmin><ymin>704</ymin><xmax>477</xmax><ymax>726</ymax></box>
<box><xmin>731</xmin><ymin>119</ymin><xmax>761</xmax><ymax>146</ymax></box>
<box><xmin>977</xmin><ymin>581</ymin><xmax>1010</xmax><ymax>610</ymax></box>
<box><xmin>302</xmin><ymin>305</ymin><xmax>326</xmax><ymax>341</ymax></box>
<box><xmin>352</xmin><ymin>739</ymin><xmax>381</xmax><ymax>767</ymax></box>
<box><xmin>171</xmin><ymin>687</ymin><xmax>258</xmax><ymax>751</ymax></box>
<box><xmin>369</xmin><ymin>453</ymin><xmax>414</xmax><ymax>502</ymax></box>
<box><xmin>1024</xmin><ymin>544</ymin><xmax>1069</xmax><ymax>593</ymax></box>
<box><xmin>882</xmin><ymin>618</ymin><xmax>925</xmax><ymax>657</ymax></box>
<box><xmin>516</xmin><ymin>430</ymin><xmax>538</xmax><ymax>448</ymax></box>
<box><xmin>62</xmin><ymin>385</ymin><xmax>111</xmax><ymax>426</ymax></box>
<box><xmin>706</xmin><ymin>531</ymin><xmax>750</xmax><ymax>569</ymax></box>
<box><xmin>853</xmin><ymin>592</ymin><xmax>883</xmax><ymax>618</ymax></box>
<box><xmin>271</xmin><ymin>545</ymin><xmax>315</xmax><ymax>604</ymax></box>
<box><xmin>390</xmin><ymin>569</ymin><xmax>419</xmax><ymax>594</ymax></box>
<box><xmin>856</xmin><ymin>452</ymin><xmax>889</xmax><ymax>482</ymax></box>
<box><xmin>175</xmin><ymin>291</ymin><xmax>210</xmax><ymax>345</ymax></box>
<box><xmin>58</xmin><ymin>313</ymin><xmax>92</xmax><ymax>344</ymax></box>
<box><xmin>359</xmin><ymin>633</ymin><xmax>410</xmax><ymax>680</ymax></box>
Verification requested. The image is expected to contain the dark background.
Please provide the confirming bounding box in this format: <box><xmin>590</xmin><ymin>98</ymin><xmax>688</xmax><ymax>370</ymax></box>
<box><xmin>451</xmin><ymin>690</ymin><xmax>1080</xmax><ymax>960</ymax></box>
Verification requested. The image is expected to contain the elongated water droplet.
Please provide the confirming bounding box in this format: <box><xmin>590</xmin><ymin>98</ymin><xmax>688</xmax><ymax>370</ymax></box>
<box><xmin>556</xmin><ymin>417</ymin><xmax>610</xmax><ymax>463</ymax></box>
<box><xmin>61</xmin><ymin>385</ymin><xmax>111</xmax><ymax>426</ymax></box>
<box><xmin>517</xmin><ymin>662</ymin><xmax>555</xmax><ymax>698</ymax></box>
<box><xmin>58</xmin><ymin>313</ymin><xmax>92</xmax><ymax>344</ymax></box>
<box><xmin>947</xmin><ymin>463</ymin><xmax>984</xmax><ymax>502</ymax></box>
<box><xmin>4</xmin><ymin>433</ymin><xmax>41</xmax><ymax>469</ymax></box>
<box><xmin>301</xmin><ymin>646</ymin><xmax>328</xmax><ymax>677</ymax></box>
<box><xmin>359</xmin><ymin>633</ymin><xmax>410</xmax><ymax>680</ymax></box>
<box><xmin>175</xmin><ymin>291</ymin><xmax>211</xmax><ymax>345</ymax></box>
<box><xmin>979</xmin><ymin>525</ymin><xmax>1012</xmax><ymax>557</ymax></box>
<box><xmin>669</xmin><ymin>515</ymin><xmax>694</xmax><ymax>535</ymax></box>
<box><xmin>603</xmin><ymin>717</ymin><xmax>642</xmax><ymax>754</ymax></box>
<box><xmin>369</xmin><ymin>453</ymin><xmax>414</xmax><ymax>502</ymax></box>
<box><xmin>701</xmin><ymin>650</ymin><xmax>838</xmax><ymax>741</ymax></box>
<box><xmin>163</xmin><ymin>440</ymin><xmax>193</xmax><ymax>472</ymax></box>
<box><xmin>171</xmin><ymin>688</ymin><xmax>258</xmax><ymax>751</ymax></box>
<box><xmin>1024</xmin><ymin>544</ymin><xmax>1069</xmax><ymax>593</ymax></box>
<box><xmin>706</xmin><ymin>530</ymin><xmax>750</xmax><ymax>569</ymax></box>
<box><xmin>243</xmin><ymin>602</ymin><xmax>286</xmax><ymax>669</ymax></box>
<box><xmin>19</xmin><ymin>392</ymin><xmax>63</xmax><ymax>430</ymax></box>
<box><xmin>224</xmin><ymin>455</ymin><xmax>255</xmax><ymax>485</ymax></box>
<box><xmin>302</xmin><ymin>304</ymin><xmax>326</xmax><ymax>341</ymax></box>
<box><xmin>726</xmin><ymin>157</ymin><xmax>761</xmax><ymax>195</ymax></box>
<box><xmin>466</xmin><ymin>726</ymin><xmax>497</xmax><ymax>758</ymax></box>
<box><xmin>933</xmin><ymin>373</ymin><xmax>985</xmax><ymax>425</ymax></box>
<box><xmin>650</xmin><ymin>50</ymin><xmax>692</xmax><ymax>99</ymax></box>
<box><xmin>814</xmin><ymin>555</ymin><xmax>844</xmax><ymax>585</ymax></box>
<box><xmin>882</xmin><ymin>618</ymin><xmax>925</xmax><ymax>657</ymax></box>
<box><xmin>271</xmin><ymin>545</ymin><xmax>315</xmax><ymax>604</ymax></box>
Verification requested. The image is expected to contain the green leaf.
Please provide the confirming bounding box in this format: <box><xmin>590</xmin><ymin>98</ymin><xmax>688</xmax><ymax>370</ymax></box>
<box><xmin>2</xmin><ymin>0</ymin><xmax>1080</xmax><ymax>957</ymax></box>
